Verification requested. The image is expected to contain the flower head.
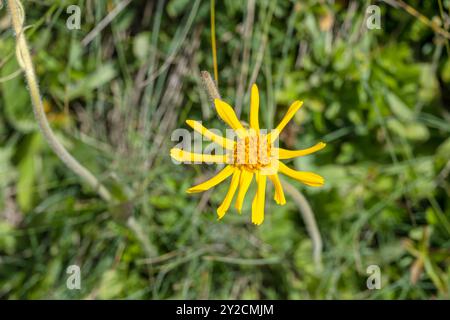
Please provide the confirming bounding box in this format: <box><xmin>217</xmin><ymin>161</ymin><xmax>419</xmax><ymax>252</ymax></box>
<box><xmin>170</xmin><ymin>84</ymin><xmax>325</xmax><ymax>225</ymax></box>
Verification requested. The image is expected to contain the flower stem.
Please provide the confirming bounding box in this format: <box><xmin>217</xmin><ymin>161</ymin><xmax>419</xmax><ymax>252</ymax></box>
<box><xmin>210</xmin><ymin>0</ymin><xmax>219</xmax><ymax>86</ymax></box>
<box><xmin>7</xmin><ymin>0</ymin><xmax>112</xmax><ymax>202</ymax></box>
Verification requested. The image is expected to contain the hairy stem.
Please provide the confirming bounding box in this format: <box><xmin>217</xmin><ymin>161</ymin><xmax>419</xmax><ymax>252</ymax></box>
<box><xmin>7</xmin><ymin>0</ymin><xmax>112</xmax><ymax>202</ymax></box>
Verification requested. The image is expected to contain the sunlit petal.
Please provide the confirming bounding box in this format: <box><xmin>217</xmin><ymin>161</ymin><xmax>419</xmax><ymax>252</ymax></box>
<box><xmin>235</xmin><ymin>169</ymin><xmax>253</xmax><ymax>212</ymax></box>
<box><xmin>275</xmin><ymin>142</ymin><xmax>326</xmax><ymax>159</ymax></box>
<box><xmin>187</xmin><ymin>165</ymin><xmax>235</xmax><ymax>193</ymax></box>
<box><xmin>277</xmin><ymin>160</ymin><xmax>324</xmax><ymax>187</ymax></box>
<box><xmin>269</xmin><ymin>100</ymin><xmax>303</xmax><ymax>143</ymax></box>
<box><xmin>214</xmin><ymin>99</ymin><xmax>246</xmax><ymax>137</ymax></box>
<box><xmin>186</xmin><ymin>120</ymin><xmax>235</xmax><ymax>150</ymax></box>
<box><xmin>217</xmin><ymin>169</ymin><xmax>241</xmax><ymax>219</ymax></box>
<box><xmin>170</xmin><ymin>148</ymin><xmax>227</xmax><ymax>164</ymax></box>
<box><xmin>268</xmin><ymin>174</ymin><xmax>286</xmax><ymax>205</ymax></box>
<box><xmin>252</xmin><ymin>172</ymin><xmax>267</xmax><ymax>225</ymax></box>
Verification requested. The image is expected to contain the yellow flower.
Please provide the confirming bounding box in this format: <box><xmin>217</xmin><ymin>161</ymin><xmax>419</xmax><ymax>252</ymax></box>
<box><xmin>170</xmin><ymin>84</ymin><xmax>326</xmax><ymax>225</ymax></box>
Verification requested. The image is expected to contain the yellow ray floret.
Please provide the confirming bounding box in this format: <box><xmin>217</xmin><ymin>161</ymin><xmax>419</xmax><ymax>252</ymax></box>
<box><xmin>275</xmin><ymin>142</ymin><xmax>326</xmax><ymax>159</ymax></box>
<box><xmin>170</xmin><ymin>148</ymin><xmax>227</xmax><ymax>164</ymax></box>
<box><xmin>252</xmin><ymin>172</ymin><xmax>267</xmax><ymax>225</ymax></box>
<box><xmin>170</xmin><ymin>83</ymin><xmax>326</xmax><ymax>225</ymax></box>
<box><xmin>268</xmin><ymin>174</ymin><xmax>286</xmax><ymax>205</ymax></box>
<box><xmin>277</xmin><ymin>161</ymin><xmax>324</xmax><ymax>187</ymax></box>
<box><xmin>217</xmin><ymin>169</ymin><xmax>240</xmax><ymax>219</ymax></box>
<box><xmin>187</xmin><ymin>165</ymin><xmax>235</xmax><ymax>193</ymax></box>
<box><xmin>269</xmin><ymin>100</ymin><xmax>303</xmax><ymax>143</ymax></box>
<box><xmin>235</xmin><ymin>169</ymin><xmax>253</xmax><ymax>213</ymax></box>
<box><xmin>214</xmin><ymin>99</ymin><xmax>246</xmax><ymax>136</ymax></box>
<box><xmin>186</xmin><ymin>120</ymin><xmax>235</xmax><ymax>150</ymax></box>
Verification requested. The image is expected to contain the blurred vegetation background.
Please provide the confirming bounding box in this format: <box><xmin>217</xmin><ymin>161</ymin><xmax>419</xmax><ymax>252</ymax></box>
<box><xmin>0</xmin><ymin>0</ymin><xmax>449</xmax><ymax>299</ymax></box>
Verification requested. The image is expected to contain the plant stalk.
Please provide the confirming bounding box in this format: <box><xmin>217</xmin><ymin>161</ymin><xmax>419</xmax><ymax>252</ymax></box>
<box><xmin>7</xmin><ymin>0</ymin><xmax>112</xmax><ymax>202</ymax></box>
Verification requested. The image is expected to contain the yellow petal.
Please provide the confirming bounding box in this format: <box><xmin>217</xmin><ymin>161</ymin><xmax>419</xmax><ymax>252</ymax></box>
<box><xmin>252</xmin><ymin>172</ymin><xmax>267</xmax><ymax>225</ymax></box>
<box><xmin>186</xmin><ymin>120</ymin><xmax>235</xmax><ymax>150</ymax></box>
<box><xmin>269</xmin><ymin>100</ymin><xmax>303</xmax><ymax>143</ymax></box>
<box><xmin>214</xmin><ymin>99</ymin><xmax>246</xmax><ymax>137</ymax></box>
<box><xmin>187</xmin><ymin>165</ymin><xmax>235</xmax><ymax>193</ymax></box>
<box><xmin>217</xmin><ymin>169</ymin><xmax>240</xmax><ymax>219</ymax></box>
<box><xmin>235</xmin><ymin>169</ymin><xmax>253</xmax><ymax>213</ymax></box>
<box><xmin>268</xmin><ymin>174</ymin><xmax>286</xmax><ymax>205</ymax></box>
<box><xmin>249</xmin><ymin>84</ymin><xmax>259</xmax><ymax>131</ymax></box>
<box><xmin>277</xmin><ymin>160</ymin><xmax>324</xmax><ymax>187</ymax></box>
<box><xmin>251</xmin><ymin>173</ymin><xmax>259</xmax><ymax>222</ymax></box>
<box><xmin>275</xmin><ymin>142</ymin><xmax>326</xmax><ymax>160</ymax></box>
<box><xmin>170</xmin><ymin>148</ymin><xmax>227</xmax><ymax>164</ymax></box>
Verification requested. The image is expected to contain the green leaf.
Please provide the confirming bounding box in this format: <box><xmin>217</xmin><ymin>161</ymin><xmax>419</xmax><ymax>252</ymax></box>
<box><xmin>419</xmin><ymin>64</ymin><xmax>438</xmax><ymax>102</ymax></box>
<box><xmin>441</xmin><ymin>59</ymin><xmax>450</xmax><ymax>83</ymax></box>
<box><xmin>133</xmin><ymin>32</ymin><xmax>151</xmax><ymax>61</ymax></box>
<box><xmin>61</xmin><ymin>63</ymin><xmax>117</xmax><ymax>100</ymax></box>
<box><xmin>1</xmin><ymin>44</ymin><xmax>35</xmax><ymax>132</ymax></box>
<box><xmin>386</xmin><ymin>91</ymin><xmax>414</xmax><ymax>121</ymax></box>
<box><xmin>98</xmin><ymin>269</ymin><xmax>124</xmax><ymax>299</ymax></box>
<box><xmin>167</xmin><ymin>0</ymin><xmax>192</xmax><ymax>17</ymax></box>
<box><xmin>404</xmin><ymin>122</ymin><xmax>429</xmax><ymax>142</ymax></box>
<box><xmin>0</xmin><ymin>222</ymin><xmax>16</xmax><ymax>254</ymax></box>
<box><xmin>16</xmin><ymin>133</ymin><xmax>42</xmax><ymax>212</ymax></box>
<box><xmin>426</xmin><ymin>208</ymin><xmax>438</xmax><ymax>225</ymax></box>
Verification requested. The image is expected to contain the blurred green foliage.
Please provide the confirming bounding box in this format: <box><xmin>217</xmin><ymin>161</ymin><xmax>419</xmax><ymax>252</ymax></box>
<box><xmin>0</xmin><ymin>0</ymin><xmax>449</xmax><ymax>299</ymax></box>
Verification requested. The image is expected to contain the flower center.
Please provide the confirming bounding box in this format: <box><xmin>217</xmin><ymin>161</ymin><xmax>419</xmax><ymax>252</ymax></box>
<box><xmin>229</xmin><ymin>134</ymin><xmax>272</xmax><ymax>171</ymax></box>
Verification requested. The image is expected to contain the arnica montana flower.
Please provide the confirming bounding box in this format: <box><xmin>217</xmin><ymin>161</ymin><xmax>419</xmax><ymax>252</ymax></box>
<box><xmin>170</xmin><ymin>84</ymin><xmax>325</xmax><ymax>225</ymax></box>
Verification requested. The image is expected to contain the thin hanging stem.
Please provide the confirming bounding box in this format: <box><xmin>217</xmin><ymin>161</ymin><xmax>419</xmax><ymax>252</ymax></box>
<box><xmin>7</xmin><ymin>0</ymin><xmax>112</xmax><ymax>202</ymax></box>
<box><xmin>210</xmin><ymin>0</ymin><xmax>219</xmax><ymax>86</ymax></box>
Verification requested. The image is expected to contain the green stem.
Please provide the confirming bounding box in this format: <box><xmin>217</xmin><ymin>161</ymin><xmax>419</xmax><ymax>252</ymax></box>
<box><xmin>7</xmin><ymin>0</ymin><xmax>112</xmax><ymax>202</ymax></box>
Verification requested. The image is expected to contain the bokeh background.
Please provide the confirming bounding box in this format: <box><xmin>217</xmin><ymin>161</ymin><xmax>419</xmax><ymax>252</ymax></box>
<box><xmin>0</xmin><ymin>0</ymin><xmax>449</xmax><ymax>299</ymax></box>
